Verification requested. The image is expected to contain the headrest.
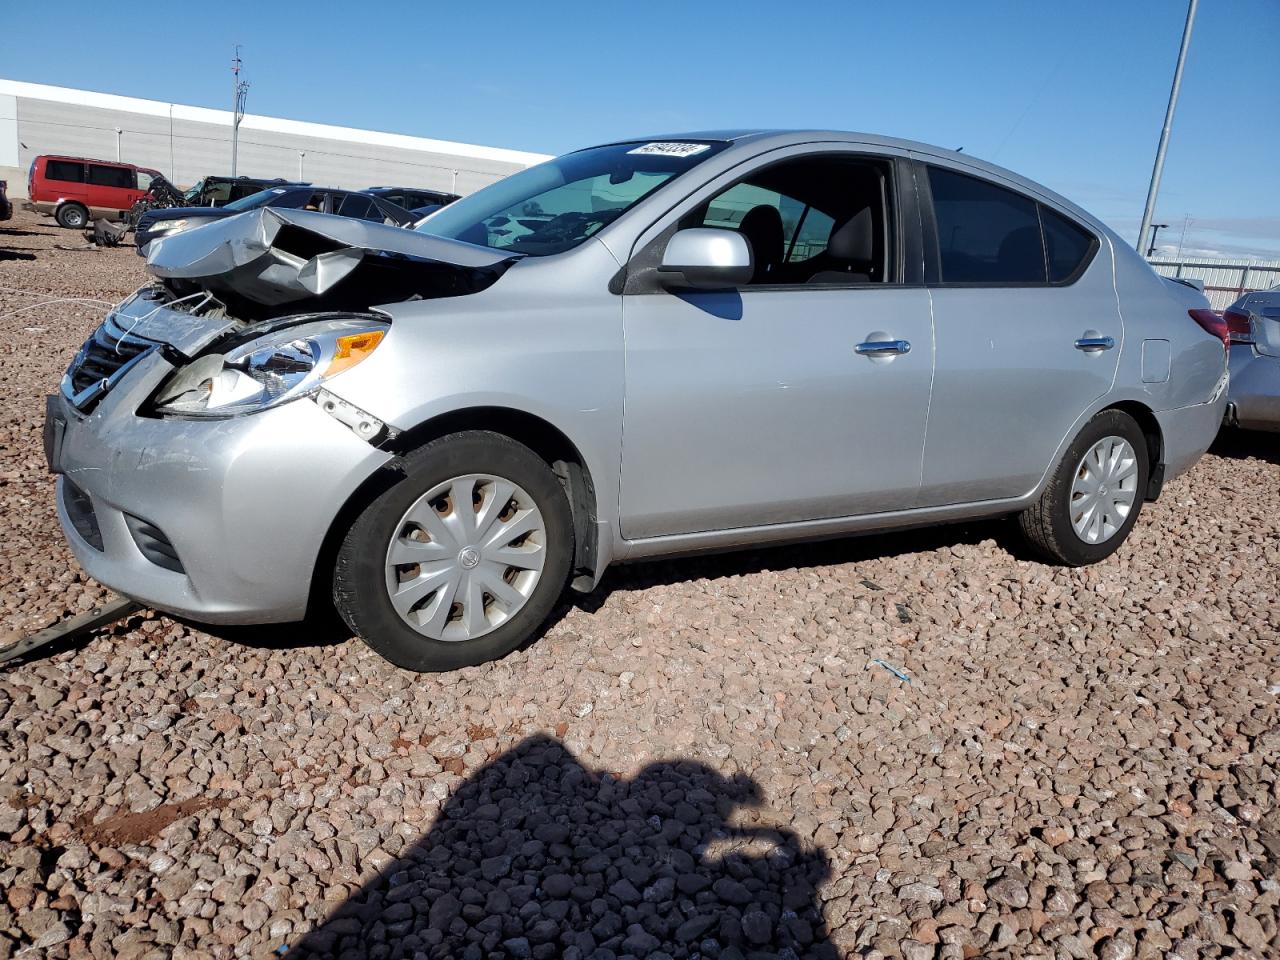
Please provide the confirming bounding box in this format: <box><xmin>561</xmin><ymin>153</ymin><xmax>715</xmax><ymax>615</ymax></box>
<box><xmin>829</xmin><ymin>208</ymin><xmax>873</xmax><ymax>262</ymax></box>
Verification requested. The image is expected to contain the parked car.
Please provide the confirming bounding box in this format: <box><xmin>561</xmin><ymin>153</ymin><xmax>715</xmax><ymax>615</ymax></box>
<box><xmin>1223</xmin><ymin>285</ymin><xmax>1280</xmax><ymax>432</ymax></box>
<box><xmin>27</xmin><ymin>155</ymin><xmax>163</xmax><ymax>228</ymax></box>
<box><xmin>365</xmin><ymin>186</ymin><xmax>460</xmax><ymax>210</ymax></box>
<box><xmin>183</xmin><ymin>175</ymin><xmax>307</xmax><ymax>208</ymax></box>
<box><xmin>134</xmin><ymin>185</ymin><xmax>417</xmax><ymax>253</ymax></box>
<box><xmin>46</xmin><ymin>131</ymin><xmax>1228</xmax><ymax>672</ymax></box>
<box><xmin>0</xmin><ymin>180</ymin><xmax>11</xmax><ymax>222</ymax></box>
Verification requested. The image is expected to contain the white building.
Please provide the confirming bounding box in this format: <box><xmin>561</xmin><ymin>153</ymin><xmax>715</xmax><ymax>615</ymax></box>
<box><xmin>0</xmin><ymin>78</ymin><xmax>550</xmax><ymax>200</ymax></box>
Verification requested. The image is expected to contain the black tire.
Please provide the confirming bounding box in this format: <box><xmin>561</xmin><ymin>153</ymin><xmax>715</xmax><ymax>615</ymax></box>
<box><xmin>56</xmin><ymin>203</ymin><xmax>89</xmax><ymax>229</ymax></box>
<box><xmin>1018</xmin><ymin>410</ymin><xmax>1149</xmax><ymax>566</ymax></box>
<box><xmin>333</xmin><ymin>431</ymin><xmax>574</xmax><ymax>671</ymax></box>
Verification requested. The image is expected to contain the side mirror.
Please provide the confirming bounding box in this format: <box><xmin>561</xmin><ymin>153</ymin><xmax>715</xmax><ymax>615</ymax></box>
<box><xmin>658</xmin><ymin>228</ymin><xmax>753</xmax><ymax>289</ymax></box>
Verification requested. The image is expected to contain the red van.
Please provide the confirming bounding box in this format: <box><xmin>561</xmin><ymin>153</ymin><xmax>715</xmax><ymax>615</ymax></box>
<box><xmin>27</xmin><ymin>155</ymin><xmax>163</xmax><ymax>228</ymax></box>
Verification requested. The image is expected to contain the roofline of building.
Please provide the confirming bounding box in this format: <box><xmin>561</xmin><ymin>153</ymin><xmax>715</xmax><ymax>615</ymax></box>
<box><xmin>0</xmin><ymin>78</ymin><xmax>553</xmax><ymax>167</ymax></box>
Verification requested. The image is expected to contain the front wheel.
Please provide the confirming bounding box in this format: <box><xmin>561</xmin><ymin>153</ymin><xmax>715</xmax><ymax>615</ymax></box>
<box><xmin>333</xmin><ymin>431</ymin><xmax>573</xmax><ymax>671</ymax></box>
<box><xmin>1018</xmin><ymin>410</ymin><xmax>1149</xmax><ymax>566</ymax></box>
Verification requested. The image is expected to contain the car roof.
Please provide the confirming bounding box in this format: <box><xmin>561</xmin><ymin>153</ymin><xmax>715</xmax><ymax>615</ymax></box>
<box><xmin>591</xmin><ymin>129</ymin><xmax>1111</xmax><ymax>237</ymax></box>
<box><xmin>40</xmin><ymin>154</ymin><xmax>137</xmax><ymax>168</ymax></box>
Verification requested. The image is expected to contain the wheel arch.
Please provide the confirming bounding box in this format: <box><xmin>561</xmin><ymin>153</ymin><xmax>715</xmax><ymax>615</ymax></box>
<box><xmin>308</xmin><ymin>406</ymin><xmax>601</xmax><ymax>620</ymax></box>
<box><xmin>1101</xmin><ymin>400</ymin><xmax>1165</xmax><ymax>501</ymax></box>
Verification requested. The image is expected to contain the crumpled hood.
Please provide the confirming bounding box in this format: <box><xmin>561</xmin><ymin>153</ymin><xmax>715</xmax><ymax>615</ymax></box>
<box><xmin>145</xmin><ymin>207</ymin><xmax>518</xmax><ymax>309</ymax></box>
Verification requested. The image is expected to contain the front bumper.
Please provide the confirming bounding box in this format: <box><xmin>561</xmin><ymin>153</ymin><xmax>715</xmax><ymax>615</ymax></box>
<box><xmin>47</xmin><ymin>360</ymin><xmax>392</xmax><ymax>624</ymax></box>
<box><xmin>1227</xmin><ymin>344</ymin><xmax>1280</xmax><ymax>432</ymax></box>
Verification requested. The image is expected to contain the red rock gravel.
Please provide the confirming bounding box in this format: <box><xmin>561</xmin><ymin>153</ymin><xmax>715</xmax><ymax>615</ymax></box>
<box><xmin>0</xmin><ymin>209</ymin><xmax>1278</xmax><ymax>959</ymax></box>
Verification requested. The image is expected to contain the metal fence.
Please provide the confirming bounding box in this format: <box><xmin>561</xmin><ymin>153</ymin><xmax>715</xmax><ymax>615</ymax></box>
<box><xmin>1147</xmin><ymin>256</ymin><xmax>1280</xmax><ymax>311</ymax></box>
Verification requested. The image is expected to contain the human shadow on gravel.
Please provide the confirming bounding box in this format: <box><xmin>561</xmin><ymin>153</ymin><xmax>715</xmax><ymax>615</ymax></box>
<box><xmin>289</xmin><ymin>735</ymin><xmax>837</xmax><ymax>959</ymax></box>
<box><xmin>1210</xmin><ymin>429</ymin><xmax>1280</xmax><ymax>466</ymax></box>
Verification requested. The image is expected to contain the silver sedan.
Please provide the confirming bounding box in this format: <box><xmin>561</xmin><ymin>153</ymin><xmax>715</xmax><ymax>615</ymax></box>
<box><xmin>1224</xmin><ymin>286</ymin><xmax>1280</xmax><ymax>432</ymax></box>
<box><xmin>46</xmin><ymin>131</ymin><xmax>1229</xmax><ymax>670</ymax></box>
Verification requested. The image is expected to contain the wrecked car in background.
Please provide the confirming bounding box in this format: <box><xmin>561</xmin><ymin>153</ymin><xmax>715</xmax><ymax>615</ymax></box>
<box><xmin>134</xmin><ymin>186</ymin><xmax>418</xmax><ymax>254</ymax></box>
<box><xmin>46</xmin><ymin>132</ymin><xmax>1229</xmax><ymax>672</ymax></box>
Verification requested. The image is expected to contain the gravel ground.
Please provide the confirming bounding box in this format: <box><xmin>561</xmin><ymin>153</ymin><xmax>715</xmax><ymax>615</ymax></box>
<box><xmin>0</xmin><ymin>208</ymin><xmax>1278</xmax><ymax>960</ymax></box>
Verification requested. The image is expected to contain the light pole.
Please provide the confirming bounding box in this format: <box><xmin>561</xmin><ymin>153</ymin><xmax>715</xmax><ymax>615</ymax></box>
<box><xmin>298</xmin><ymin>152</ymin><xmax>306</xmax><ymax>181</ymax></box>
<box><xmin>230</xmin><ymin>46</ymin><xmax>250</xmax><ymax>177</ymax></box>
<box><xmin>114</xmin><ymin>127</ymin><xmax>122</xmax><ymax>162</ymax></box>
<box><xmin>1146</xmin><ymin>223</ymin><xmax>1169</xmax><ymax>258</ymax></box>
<box><xmin>1136</xmin><ymin>0</ymin><xmax>1199</xmax><ymax>251</ymax></box>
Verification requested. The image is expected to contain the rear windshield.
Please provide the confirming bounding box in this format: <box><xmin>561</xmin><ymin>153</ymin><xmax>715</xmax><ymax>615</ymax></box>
<box><xmin>417</xmin><ymin>141</ymin><xmax>728</xmax><ymax>256</ymax></box>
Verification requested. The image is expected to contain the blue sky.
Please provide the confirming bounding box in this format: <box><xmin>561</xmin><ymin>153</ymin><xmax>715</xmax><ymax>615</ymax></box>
<box><xmin>6</xmin><ymin>0</ymin><xmax>1278</xmax><ymax>257</ymax></box>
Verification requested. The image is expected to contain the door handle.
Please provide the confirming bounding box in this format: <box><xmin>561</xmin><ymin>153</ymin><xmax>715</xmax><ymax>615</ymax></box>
<box><xmin>855</xmin><ymin>339</ymin><xmax>911</xmax><ymax>357</ymax></box>
<box><xmin>1074</xmin><ymin>335</ymin><xmax>1115</xmax><ymax>352</ymax></box>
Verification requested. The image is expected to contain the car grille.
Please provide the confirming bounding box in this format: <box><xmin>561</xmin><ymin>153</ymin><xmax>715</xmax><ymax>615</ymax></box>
<box><xmin>62</xmin><ymin>313</ymin><xmax>158</xmax><ymax>411</ymax></box>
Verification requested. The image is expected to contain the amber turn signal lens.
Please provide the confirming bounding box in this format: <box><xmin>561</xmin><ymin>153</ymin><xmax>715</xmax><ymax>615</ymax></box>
<box><xmin>324</xmin><ymin>330</ymin><xmax>386</xmax><ymax>378</ymax></box>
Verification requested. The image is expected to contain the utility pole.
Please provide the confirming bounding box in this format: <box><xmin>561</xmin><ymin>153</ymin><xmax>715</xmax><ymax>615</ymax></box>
<box><xmin>1176</xmin><ymin>215</ymin><xmax>1193</xmax><ymax>259</ymax></box>
<box><xmin>230</xmin><ymin>46</ymin><xmax>250</xmax><ymax>178</ymax></box>
<box><xmin>1146</xmin><ymin>223</ymin><xmax>1169</xmax><ymax>258</ymax></box>
<box><xmin>1136</xmin><ymin>0</ymin><xmax>1198</xmax><ymax>251</ymax></box>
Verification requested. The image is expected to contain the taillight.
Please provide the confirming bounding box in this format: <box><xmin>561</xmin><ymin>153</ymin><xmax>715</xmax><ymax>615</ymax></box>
<box><xmin>1223</xmin><ymin>308</ymin><xmax>1254</xmax><ymax>345</ymax></box>
<box><xmin>1188</xmin><ymin>309</ymin><xmax>1229</xmax><ymax>352</ymax></box>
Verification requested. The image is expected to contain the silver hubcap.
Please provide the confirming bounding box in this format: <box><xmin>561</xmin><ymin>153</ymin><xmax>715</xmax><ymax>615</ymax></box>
<box><xmin>384</xmin><ymin>473</ymin><xmax>546</xmax><ymax>642</ymax></box>
<box><xmin>1069</xmin><ymin>436</ymin><xmax>1139</xmax><ymax>544</ymax></box>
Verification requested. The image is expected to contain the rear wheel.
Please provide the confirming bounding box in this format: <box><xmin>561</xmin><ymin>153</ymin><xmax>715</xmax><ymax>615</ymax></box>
<box><xmin>1018</xmin><ymin>410</ymin><xmax>1149</xmax><ymax>565</ymax></box>
<box><xmin>333</xmin><ymin>431</ymin><xmax>573</xmax><ymax>671</ymax></box>
<box><xmin>56</xmin><ymin>203</ymin><xmax>89</xmax><ymax>229</ymax></box>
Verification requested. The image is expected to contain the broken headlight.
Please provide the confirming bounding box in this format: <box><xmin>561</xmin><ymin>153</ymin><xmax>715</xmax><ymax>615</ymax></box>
<box><xmin>154</xmin><ymin>318</ymin><xmax>387</xmax><ymax>417</ymax></box>
<box><xmin>147</xmin><ymin>219</ymin><xmax>190</xmax><ymax>235</ymax></box>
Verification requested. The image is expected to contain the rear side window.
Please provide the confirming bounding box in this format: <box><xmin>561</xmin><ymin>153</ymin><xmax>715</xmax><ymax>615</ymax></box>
<box><xmin>1041</xmin><ymin>207</ymin><xmax>1095</xmax><ymax>282</ymax></box>
<box><xmin>87</xmin><ymin>164</ymin><xmax>134</xmax><ymax>189</ymax></box>
<box><xmin>45</xmin><ymin>160</ymin><xmax>84</xmax><ymax>183</ymax></box>
<box><xmin>929</xmin><ymin>167</ymin><xmax>1043</xmax><ymax>283</ymax></box>
<box><xmin>927</xmin><ymin>166</ymin><xmax>1097</xmax><ymax>285</ymax></box>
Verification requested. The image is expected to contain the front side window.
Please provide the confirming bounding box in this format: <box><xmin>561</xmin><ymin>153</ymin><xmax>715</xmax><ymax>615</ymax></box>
<box><xmin>45</xmin><ymin>160</ymin><xmax>85</xmax><ymax>183</ymax></box>
<box><xmin>686</xmin><ymin>154</ymin><xmax>894</xmax><ymax>286</ymax></box>
<box><xmin>136</xmin><ymin>171</ymin><xmax>154</xmax><ymax>192</ymax></box>
<box><xmin>418</xmin><ymin>141</ymin><xmax>729</xmax><ymax>256</ymax></box>
<box><xmin>87</xmin><ymin>164</ymin><xmax>135</xmax><ymax>189</ymax></box>
<box><xmin>927</xmin><ymin>166</ymin><xmax>1097</xmax><ymax>285</ymax></box>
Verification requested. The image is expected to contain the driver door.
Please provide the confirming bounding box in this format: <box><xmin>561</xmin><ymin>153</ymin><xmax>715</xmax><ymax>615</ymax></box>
<box><xmin>618</xmin><ymin>149</ymin><xmax>935</xmax><ymax>540</ymax></box>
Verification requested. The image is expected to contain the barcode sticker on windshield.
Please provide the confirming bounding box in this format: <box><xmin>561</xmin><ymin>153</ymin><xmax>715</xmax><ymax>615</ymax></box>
<box><xmin>627</xmin><ymin>142</ymin><xmax>711</xmax><ymax>158</ymax></box>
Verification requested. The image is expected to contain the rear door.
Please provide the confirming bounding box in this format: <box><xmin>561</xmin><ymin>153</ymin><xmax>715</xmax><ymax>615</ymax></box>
<box><xmin>917</xmin><ymin>160</ymin><xmax>1120</xmax><ymax>505</ymax></box>
<box><xmin>85</xmin><ymin>163</ymin><xmax>139</xmax><ymax>216</ymax></box>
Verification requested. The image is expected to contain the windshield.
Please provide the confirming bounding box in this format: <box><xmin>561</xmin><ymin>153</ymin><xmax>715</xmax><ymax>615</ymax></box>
<box><xmin>182</xmin><ymin>179</ymin><xmax>206</xmax><ymax>203</ymax></box>
<box><xmin>223</xmin><ymin>187</ymin><xmax>292</xmax><ymax>212</ymax></box>
<box><xmin>416</xmin><ymin>141</ymin><xmax>728</xmax><ymax>256</ymax></box>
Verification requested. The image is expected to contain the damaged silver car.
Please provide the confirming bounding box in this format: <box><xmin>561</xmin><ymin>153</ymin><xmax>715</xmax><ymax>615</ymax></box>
<box><xmin>47</xmin><ymin>132</ymin><xmax>1228</xmax><ymax>671</ymax></box>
